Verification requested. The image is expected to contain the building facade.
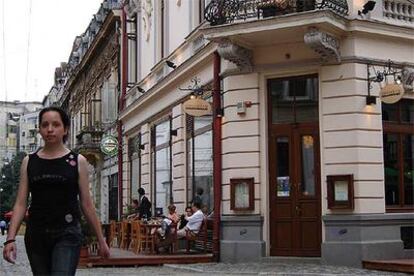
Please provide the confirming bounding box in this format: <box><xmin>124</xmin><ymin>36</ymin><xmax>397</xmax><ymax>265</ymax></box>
<box><xmin>45</xmin><ymin>0</ymin><xmax>123</xmax><ymax>222</ymax></box>
<box><xmin>0</xmin><ymin>101</ymin><xmax>43</xmax><ymax>167</ymax></box>
<box><xmin>119</xmin><ymin>0</ymin><xmax>413</xmax><ymax>267</ymax></box>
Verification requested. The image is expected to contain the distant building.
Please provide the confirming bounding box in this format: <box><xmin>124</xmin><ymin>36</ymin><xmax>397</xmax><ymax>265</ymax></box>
<box><xmin>0</xmin><ymin>101</ymin><xmax>42</xmax><ymax>167</ymax></box>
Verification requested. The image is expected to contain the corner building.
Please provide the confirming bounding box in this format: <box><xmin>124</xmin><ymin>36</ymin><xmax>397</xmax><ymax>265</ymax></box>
<box><xmin>120</xmin><ymin>0</ymin><xmax>414</xmax><ymax>267</ymax></box>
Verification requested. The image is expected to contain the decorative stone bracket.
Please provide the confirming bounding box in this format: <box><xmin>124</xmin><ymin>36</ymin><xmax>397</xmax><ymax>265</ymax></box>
<box><xmin>304</xmin><ymin>27</ymin><xmax>341</xmax><ymax>63</ymax></box>
<box><xmin>402</xmin><ymin>66</ymin><xmax>414</xmax><ymax>92</ymax></box>
<box><xmin>217</xmin><ymin>39</ymin><xmax>253</xmax><ymax>72</ymax></box>
<box><xmin>124</xmin><ymin>0</ymin><xmax>141</xmax><ymax>17</ymax></box>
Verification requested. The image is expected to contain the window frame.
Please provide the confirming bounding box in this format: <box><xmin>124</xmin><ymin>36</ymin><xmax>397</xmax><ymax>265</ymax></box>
<box><xmin>186</xmin><ymin>113</ymin><xmax>213</xmax><ymax>210</ymax></box>
<box><xmin>151</xmin><ymin>117</ymin><xmax>173</xmax><ymax>215</ymax></box>
<box><xmin>128</xmin><ymin>134</ymin><xmax>141</xmax><ymax>202</ymax></box>
<box><xmin>383</xmin><ymin>99</ymin><xmax>414</xmax><ymax>212</ymax></box>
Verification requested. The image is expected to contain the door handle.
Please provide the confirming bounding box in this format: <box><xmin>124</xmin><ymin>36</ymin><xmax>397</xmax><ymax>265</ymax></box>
<box><xmin>295</xmin><ymin>205</ymin><xmax>302</xmax><ymax>216</ymax></box>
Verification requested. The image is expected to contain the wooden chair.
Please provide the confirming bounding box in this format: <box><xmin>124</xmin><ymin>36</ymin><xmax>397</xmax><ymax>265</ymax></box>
<box><xmin>119</xmin><ymin>221</ymin><xmax>130</xmax><ymax>250</ymax></box>
<box><xmin>138</xmin><ymin>222</ymin><xmax>155</xmax><ymax>254</ymax></box>
<box><xmin>128</xmin><ymin>220</ymin><xmax>140</xmax><ymax>254</ymax></box>
<box><xmin>185</xmin><ymin>217</ymin><xmax>208</xmax><ymax>253</ymax></box>
<box><xmin>108</xmin><ymin>220</ymin><xmax>118</xmax><ymax>248</ymax></box>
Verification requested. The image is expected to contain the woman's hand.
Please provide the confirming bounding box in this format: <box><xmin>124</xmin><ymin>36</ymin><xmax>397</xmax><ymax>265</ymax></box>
<box><xmin>98</xmin><ymin>240</ymin><xmax>110</xmax><ymax>258</ymax></box>
<box><xmin>3</xmin><ymin>242</ymin><xmax>17</xmax><ymax>264</ymax></box>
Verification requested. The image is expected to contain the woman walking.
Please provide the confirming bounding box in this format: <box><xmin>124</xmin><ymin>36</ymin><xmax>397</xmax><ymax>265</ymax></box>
<box><xmin>2</xmin><ymin>106</ymin><xmax>110</xmax><ymax>275</ymax></box>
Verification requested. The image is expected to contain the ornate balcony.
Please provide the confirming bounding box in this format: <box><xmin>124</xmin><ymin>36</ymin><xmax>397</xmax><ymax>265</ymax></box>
<box><xmin>204</xmin><ymin>0</ymin><xmax>348</xmax><ymax>26</ymax></box>
<box><xmin>75</xmin><ymin>126</ymin><xmax>104</xmax><ymax>166</ymax></box>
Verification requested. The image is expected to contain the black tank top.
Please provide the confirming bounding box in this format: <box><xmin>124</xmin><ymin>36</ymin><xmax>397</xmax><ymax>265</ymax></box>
<box><xmin>27</xmin><ymin>150</ymin><xmax>81</xmax><ymax>229</ymax></box>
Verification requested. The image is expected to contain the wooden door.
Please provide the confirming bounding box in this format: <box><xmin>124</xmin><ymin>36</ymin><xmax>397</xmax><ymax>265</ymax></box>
<box><xmin>269</xmin><ymin>123</ymin><xmax>321</xmax><ymax>256</ymax></box>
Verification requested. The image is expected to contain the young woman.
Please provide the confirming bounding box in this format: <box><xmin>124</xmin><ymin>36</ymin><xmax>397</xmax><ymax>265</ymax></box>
<box><xmin>2</xmin><ymin>106</ymin><xmax>110</xmax><ymax>275</ymax></box>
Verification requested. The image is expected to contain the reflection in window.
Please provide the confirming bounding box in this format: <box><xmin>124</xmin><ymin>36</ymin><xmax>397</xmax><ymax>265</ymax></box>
<box><xmin>277</xmin><ymin>137</ymin><xmax>290</xmax><ymax>197</ymax></box>
<box><xmin>301</xmin><ymin>135</ymin><xmax>315</xmax><ymax>196</ymax></box>
<box><xmin>403</xmin><ymin>134</ymin><xmax>414</xmax><ymax>205</ymax></box>
<box><xmin>269</xmin><ymin>75</ymin><xmax>318</xmax><ymax>124</ymax></box>
<box><xmin>153</xmin><ymin>120</ymin><xmax>172</xmax><ymax>215</ymax></box>
<box><xmin>383</xmin><ymin>99</ymin><xmax>413</xmax><ymax>209</ymax></box>
<box><xmin>129</xmin><ymin>135</ymin><xmax>141</xmax><ymax>201</ymax></box>
<box><xmin>384</xmin><ymin>134</ymin><xmax>400</xmax><ymax>205</ymax></box>
<box><xmin>187</xmin><ymin>115</ymin><xmax>213</xmax><ymax>213</ymax></box>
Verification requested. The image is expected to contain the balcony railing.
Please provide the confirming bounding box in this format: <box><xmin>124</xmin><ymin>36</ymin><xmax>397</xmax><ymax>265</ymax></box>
<box><xmin>75</xmin><ymin>127</ymin><xmax>104</xmax><ymax>153</ymax></box>
<box><xmin>204</xmin><ymin>0</ymin><xmax>349</xmax><ymax>26</ymax></box>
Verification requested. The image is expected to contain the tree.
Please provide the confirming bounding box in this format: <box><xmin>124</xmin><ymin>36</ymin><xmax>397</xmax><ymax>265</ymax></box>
<box><xmin>0</xmin><ymin>152</ymin><xmax>26</xmax><ymax>216</ymax></box>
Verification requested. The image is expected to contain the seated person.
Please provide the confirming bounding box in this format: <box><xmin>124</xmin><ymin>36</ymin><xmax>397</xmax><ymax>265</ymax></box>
<box><xmin>127</xmin><ymin>199</ymin><xmax>139</xmax><ymax>220</ymax></box>
<box><xmin>177</xmin><ymin>202</ymin><xmax>204</xmax><ymax>238</ymax></box>
<box><xmin>157</xmin><ymin>204</ymin><xmax>179</xmax><ymax>238</ymax></box>
<box><xmin>178</xmin><ymin>206</ymin><xmax>192</xmax><ymax>230</ymax></box>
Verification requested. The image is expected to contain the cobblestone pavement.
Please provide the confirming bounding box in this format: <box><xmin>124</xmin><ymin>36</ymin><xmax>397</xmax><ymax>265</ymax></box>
<box><xmin>1</xmin><ymin>235</ymin><xmax>409</xmax><ymax>275</ymax></box>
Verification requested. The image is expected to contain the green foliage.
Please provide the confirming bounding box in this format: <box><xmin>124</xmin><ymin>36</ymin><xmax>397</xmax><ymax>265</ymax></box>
<box><xmin>80</xmin><ymin>216</ymin><xmax>96</xmax><ymax>246</ymax></box>
<box><xmin>0</xmin><ymin>152</ymin><xmax>26</xmax><ymax>217</ymax></box>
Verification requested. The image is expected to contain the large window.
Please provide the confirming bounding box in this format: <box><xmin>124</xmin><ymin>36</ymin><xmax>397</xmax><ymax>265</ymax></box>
<box><xmin>268</xmin><ymin>74</ymin><xmax>318</xmax><ymax>124</ymax></box>
<box><xmin>383</xmin><ymin>99</ymin><xmax>414</xmax><ymax>211</ymax></box>
<box><xmin>108</xmin><ymin>173</ymin><xmax>119</xmax><ymax>221</ymax></box>
<box><xmin>152</xmin><ymin>119</ymin><xmax>172</xmax><ymax>216</ymax></box>
<box><xmin>187</xmin><ymin>114</ymin><xmax>213</xmax><ymax>213</ymax></box>
<box><xmin>129</xmin><ymin>135</ymin><xmax>141</xmax><ymax>201</ymax></box>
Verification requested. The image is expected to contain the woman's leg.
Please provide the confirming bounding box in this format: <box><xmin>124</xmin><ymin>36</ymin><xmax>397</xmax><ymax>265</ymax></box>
<box><xmin>50</xmin><ymin>224</ymin><xmax>82</xmax><ymax>276</ymax></box>
<box><xmin>24</xmin><ymin>227</ymin><xmax>52</xmax><ymax>276</ymax></box>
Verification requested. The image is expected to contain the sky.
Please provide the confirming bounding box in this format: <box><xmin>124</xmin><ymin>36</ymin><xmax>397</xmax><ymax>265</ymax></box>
<box><xmin>0</xmin><ymin>0</ymin><xmax>104</xmax><ymax>103</ymax></box>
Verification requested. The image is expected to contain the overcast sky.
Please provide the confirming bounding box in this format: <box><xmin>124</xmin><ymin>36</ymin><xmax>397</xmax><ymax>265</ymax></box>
<box><xmin>0</xmin><ymin>0</ymin><xmax>104</xmax><ymax>103</ymax></box>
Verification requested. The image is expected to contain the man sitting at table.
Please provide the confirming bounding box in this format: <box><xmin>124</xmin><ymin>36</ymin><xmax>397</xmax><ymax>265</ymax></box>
<box><xmin>177</xmin><ymin>201</ymin><xmax>204</xmax><ymax>238</ymax></box>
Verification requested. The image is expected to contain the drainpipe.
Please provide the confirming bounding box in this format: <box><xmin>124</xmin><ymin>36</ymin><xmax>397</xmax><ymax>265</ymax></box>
<box><xmin>117</xmin><ymin>7</ymin><xmax>128</xmax><ymax>219</ymax></box>
<box><xmin>212</xmin><ymin>51</ymin><xmax>221</xmax><ymax>262</ymax></box>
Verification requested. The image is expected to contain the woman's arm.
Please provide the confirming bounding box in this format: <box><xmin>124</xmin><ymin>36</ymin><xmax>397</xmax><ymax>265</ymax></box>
<box><xmin>77</xmin><ymin>154</ymin><xmax>110</xmax><ymax>258</ymax></box>
<box><xmin>3</xmin><ymin>156</ymin><xmax>30</xmax><ymax>263</ymax></box>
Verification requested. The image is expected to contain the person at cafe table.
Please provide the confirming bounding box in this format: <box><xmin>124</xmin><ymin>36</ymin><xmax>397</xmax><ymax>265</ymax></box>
<box><xmin>177</xmin><ymin>201</ymin><xmax>204</xmax><ymax>238</ymax></box>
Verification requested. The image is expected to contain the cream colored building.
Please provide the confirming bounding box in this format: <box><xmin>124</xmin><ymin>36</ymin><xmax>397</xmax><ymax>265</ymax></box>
<box><xmin>120</xmin><ymin>0</ymin><xmax>413</xmax><ymax>266</ymax></box>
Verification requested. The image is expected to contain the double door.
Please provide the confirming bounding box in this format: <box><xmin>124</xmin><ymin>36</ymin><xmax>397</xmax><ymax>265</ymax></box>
<box><xmin>269</xmin><ymin>123</ymin><xmax>321</xmax><ymax>256</ymax></box>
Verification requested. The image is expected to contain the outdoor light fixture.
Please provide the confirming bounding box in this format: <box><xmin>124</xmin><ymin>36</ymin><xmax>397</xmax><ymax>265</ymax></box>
<box><xmin>215</xmin><ymin>107</ymin><xmax>224</xmax><ymax>117</ymax></box>
<box><xmin>137</xmin><ymin>86</ymin><xmax>145</xmax><ymax>93</ymax></box>
<box><xmin>166</xmin><ymin>60</ymin><xmax>177</xmax><ymax>69</ymax></box>
<box><xmin>358</xmin><ymin>1</ymin><xmax>376</xmax><ymax>15</ymax></box>
<box><xmin>139</xmin><ymin>144</ymin><xmax>145</xmax><ymax>150</ymax></box>
<box><xmin>366</xmin><ymin>95</ymin><xmax>376</xmax><ymax>105</ymax></box>
<box><xmin>170</xmin><ymin>129</ymin><xmax>178</xmax><ymax>136</ymax></box>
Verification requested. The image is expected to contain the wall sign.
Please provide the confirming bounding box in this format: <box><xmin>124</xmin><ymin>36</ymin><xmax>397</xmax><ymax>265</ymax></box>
<box><xmin>380</xmin><ymin>84</ymin><xmax>404</xmax><ymax>104</ymax></box>
<box><xmin>182</xmin><ymin>97</ymin><xmax>212</xmax><ymax>117</ymax></box>
<box><xmin>230</xmin><ymin>178</ymin><xmax>254</xmax><ymax>211</ymax></box>
<box><xmin>327</xmin><ymin>174</ymin><xmax>354</xmax><ymax>210</ymax></box>
<box><xmin>100</xmin><ymin>135</ymin><xmax>118</xmax><ymax>156</ymax></box>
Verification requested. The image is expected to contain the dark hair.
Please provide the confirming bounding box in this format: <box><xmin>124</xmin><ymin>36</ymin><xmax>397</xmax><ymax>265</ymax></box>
<box><xmin>38</xmin><ymin>106</ymin><xmax>70</xmax><ymax>142</ymax></box>
<box><xmin>138</xmin><ymin>187</ymin><xmax>145</xmax><ymax>195</ymax></box>
<box><xmin>196</xmin><ymin>187</ymin><xmax>204</xmax><ymax>195</ymax></box>
<box><xmin>192</xmin><ymin>201</ymin><xmax>201</xmax><ymax>209</ymax></box>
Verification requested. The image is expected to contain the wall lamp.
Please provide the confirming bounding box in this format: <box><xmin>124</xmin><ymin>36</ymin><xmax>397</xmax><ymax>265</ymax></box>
<box><xmin>170</xmin><ymin>129</ymin><xmax>178</xmax><ymax>136</ymax></box>
<box><xmin>215</xmin><ymin>107</ymin><xmax>224</xmax><ymax>118</ymax></box>
<box><xmin>358</xmin><ymin>1</ymin><xmax>376</xmax><ymax>16</ymax></box>
<box><xmin>166</xmin><ymin>60</ymin><xmax>177</xmax><ymax>69</ymax></box>
<box><xmin>137</xmin><ymin>86</ymin><xmax>145</xmax><ymax>93</ymax></box>
<box><xmin>139</xmin><ymin>144</ymin><xmax>145</xmax><ymax>150</ymax></box>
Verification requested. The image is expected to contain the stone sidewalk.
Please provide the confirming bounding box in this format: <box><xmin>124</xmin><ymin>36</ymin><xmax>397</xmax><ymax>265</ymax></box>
<box><xmin>1</xmin><ymin>235</ymin><xmax>409</xmax><ymax>275</ymax></box>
